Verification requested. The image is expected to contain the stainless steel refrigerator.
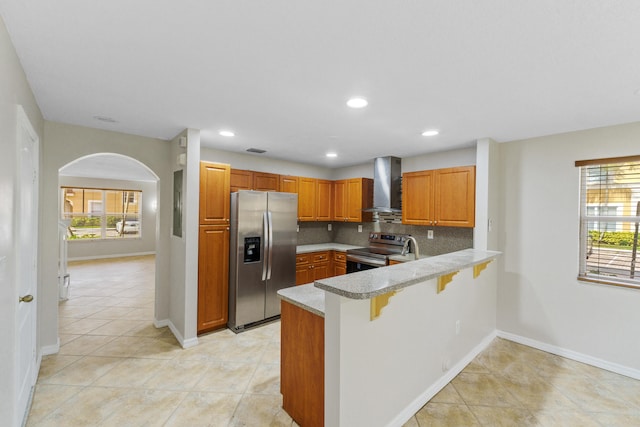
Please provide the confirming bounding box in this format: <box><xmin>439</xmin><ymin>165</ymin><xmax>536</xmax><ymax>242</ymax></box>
<box><xmin>228</xmin><ymin>191</ymin><xmax>297</xmax><ymax>332</ymax></box>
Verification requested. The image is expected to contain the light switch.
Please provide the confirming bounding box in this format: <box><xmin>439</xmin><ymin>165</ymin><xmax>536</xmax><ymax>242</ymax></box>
<box><xmin>358</xmin><ymin>225</ymin><xmax>363</xmax><ymax>233</ymax></box>
<box><xmin>427</xmin><ymin>230</ymin><xmax>434</xmax><ymax>239</ymax></box>
<box><xmin>328</xmin><ymin>224</ymin><xmax>332</xmax><ymax>231</ymax></box>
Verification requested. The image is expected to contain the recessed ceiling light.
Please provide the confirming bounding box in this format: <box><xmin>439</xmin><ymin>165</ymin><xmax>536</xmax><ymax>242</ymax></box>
<box><xmin>219</xmin><ymin>130</ymin><xmax>235</xmax><ymax>137</ymax></box>
<box><xmin>421</xmin><ymin>129</ymin><xmax>439</xmax><ymax>137</ymax></box>
<box><xmin>347</xmin><ymin>97</ymin><xmax>368</xmax><ymax>108</ymax></box>
<box><xmin>326</xmin><ymin>152</ymin><xmax>338</xmax><ymax>158</ymax></box>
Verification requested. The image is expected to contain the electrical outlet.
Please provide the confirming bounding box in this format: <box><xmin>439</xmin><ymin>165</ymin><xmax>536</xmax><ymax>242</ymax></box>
<box><xmin>328</xmin><ymin>223</ymin><xmax>332</xmax><ymax>231</ymax></box>
<box><xmin>296</xmin><ymin>225</ymin><xmax>299</xmax><ymax>232</ymax></box>
<box><xmin>427</xmin><ymin>230</ymin><xmax>434</xmax><ymax>239</ymax></box>
<box><xmin>358</xmin><ymin>225</ymin><xmax>363</xmax><ymax>233</ymax></box>
<box><xmin>455</xmin><ymin>320</ymin><xmax>461</xmax><ymax>335</ymax></box>
<box><xmin>442</xmin><ymin>358</ymin><xmax>450</xmax><ymax>372</ymax></box>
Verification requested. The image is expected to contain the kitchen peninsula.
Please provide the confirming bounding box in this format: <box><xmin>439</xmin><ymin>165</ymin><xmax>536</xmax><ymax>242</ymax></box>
<box><xmin>278</xmin><ymin>248</ymin><xmax>500</xmax><ymax>427</ymax></box>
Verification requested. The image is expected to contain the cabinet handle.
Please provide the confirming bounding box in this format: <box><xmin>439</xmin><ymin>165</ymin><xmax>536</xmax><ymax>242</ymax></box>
<box><xmin>434</xmin><ymin>221</ymin><xmax>438</xmax><ymax>225</ymax></box>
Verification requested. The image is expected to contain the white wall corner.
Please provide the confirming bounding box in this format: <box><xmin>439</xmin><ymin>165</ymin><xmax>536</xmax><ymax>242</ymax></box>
<box><xmin>40</xmin><ymin>337</ymin><xmax>60</xmax><ymax>356</ymax></box>
<box><xmin>167</xmin><ymin>319</ymin><xmax>198</xmax><ymax>349</ymax></box>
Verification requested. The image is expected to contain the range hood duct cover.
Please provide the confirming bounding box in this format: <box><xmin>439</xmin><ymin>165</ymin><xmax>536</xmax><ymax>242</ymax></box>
<box><xmin>366</xmin><ymin>156</ymin><xmax>402</xmax><ymax>213</ymax></box>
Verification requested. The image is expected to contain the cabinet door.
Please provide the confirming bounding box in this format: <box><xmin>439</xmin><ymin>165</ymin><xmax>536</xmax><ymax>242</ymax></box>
<box><xmin>434</xmin><ymin>166</ymin><xmax>476</xmax><ymax>227</ymax></box>
<box><xmin>402</xmin><ymin>170</ymin><xmax>434</xmax><ymax>226</ymax></box>
<box><xmin>253</xmin><ymin>172</ymin><xmax>280</xmax><ymax>192</ymax></box>
<box><xmin>230</xmin><ymin>169</ymin><xmax>252</xmax><ymax>192</ymax></box>
<box><xmin>296</xmin><ymin>254</ymin><xmax>311</xmax><ymax>285</ymax></box>
<box><xmin>198</xmin><ymin>225</ymin><xmax>230</xmax><ymax>333</ymax></box>
<box><xmin>346</xmin><ymin>178</ymin><xmax>373</xmax><ymax>222</ymax></box>
<box><xmin>280</xmin><ymin>175</ymin><xmax>299</xmax><ymax>194</ymax></box>
<box><xmin>332</xmin><ymin>180</ymin><xmax>346</xmax><ymax>221</ymax></box>
<box><xmin>312</xmin><ymin>262</ymin><xmax>330</xmax><ymax>281</ymax></box>
<box><xmin>296</xmin><ymin>264</ymin><xmax>313</xmax><ymax>285</ymax></box>
<box><xmin>298</xmin><ymin>177</ymin><xmax>317</xmax><ymax>221</ymax></box>
<box><xmin>200</xmin><ymin>162</ymin><xmax>231</xmax><ymax>224</ymax></box>
<box><xmin>316</xmin><ymin>179</ymin><xmax>332</xmax><ymax>221</ymax></box>
<box><xmin>333</xmin><ymin>251</ymin><xmax>346</xmax><ymax>276</ymax></box>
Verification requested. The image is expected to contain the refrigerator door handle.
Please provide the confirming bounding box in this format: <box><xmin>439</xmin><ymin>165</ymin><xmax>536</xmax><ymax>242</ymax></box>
<box><xmin>262</xmin><ymin>212</ymin><xmax>269</xmax><ymax>281</ymax></box>
<box><xmin>266</xmin><ymin>211</ymin><xmax>273</xmax><ymax>280</ymax></box>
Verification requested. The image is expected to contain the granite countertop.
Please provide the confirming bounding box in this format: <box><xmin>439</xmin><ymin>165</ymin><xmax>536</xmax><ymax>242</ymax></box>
<box><xmin>387</xmin><ymin>253</ymin><xmax>431</xmax><ymax>263</ymax></box>
<box><xmin>297</xmin><ymin>243</ymin><xmax>362</xmax><ymax>254</ymax></box>
<box><xmin>314</xmin><ymin>248</ymin><xmax>501</xmax><ymax>299</ymax></box>
<box><xmin>278</xmin><ymin>283</ymin><xmax>325</xmax><ymax>317</ymax></box>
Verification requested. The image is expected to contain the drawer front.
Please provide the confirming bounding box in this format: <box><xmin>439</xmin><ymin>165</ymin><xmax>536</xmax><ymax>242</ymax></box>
<box><xmin>296</xmin><ymin>254</ymin><xmax>310</xmax><ymax>265</ymax></box>
<box><xmin>312</xmin><ymin>251</ymin><xmax>330</xmax><ymax>263</ymax></box>
<box><xmin>333</xmin><ymin>251</ymin><xmax>346</xmax><ymax>263</ymax></box>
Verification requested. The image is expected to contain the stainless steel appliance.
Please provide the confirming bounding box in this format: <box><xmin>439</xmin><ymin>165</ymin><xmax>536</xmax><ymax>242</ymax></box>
<box><xmin>346</xmin><ymin>232</ymin><xmax>412</xmax><ymax>273</ymax></box>
<box><xmin>363</xmin><ymin>156</ymin><xmax>402</xmax><ymax>213</ymax></box>
<box><xmin>228</xmin><ymin>191</ymin><xmax>298</xmax><ymax>332</ymax></box>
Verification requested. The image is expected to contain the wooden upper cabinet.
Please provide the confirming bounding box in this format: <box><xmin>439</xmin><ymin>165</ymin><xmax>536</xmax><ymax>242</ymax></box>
<box><xmin>316</xmin><ymin>180</ymin><xmax>333</xmax><ymax>221</ymax></box>
<box><xmin>332</xmin><ymin>180</ymin><xmax>346</xmax><ymax>220</ymax></box>
<box><xmin>253</xmin><ymin>172</ymin><xmax>279</xmax><ymax>191</ymax></box>
<box><xmin>434</xmin><ymin>166</ymin><xmax>475</xmax><ymax>227</ymax></box>
<box><xmin>402</xmin><ymin>170</ymin><xmax>434</xmax><ymax>226</ymax></box>
<box><xmin>230</xmin><ymin>169</ymin><xmax>279</xmax><ymax>192</ymax></box>
<box><xmin>199</xmin><ymin>161</ymin><xmax>230</xmax><ymax>225</ymax></box>
<box><xmin>346</xmin><ymin>178</ymin><xmax>373</xmax><ymax>222</ymax></box>
<box><xmin>230</xmin><ymin>169</ymin><xmax>252</xmax><ymax>192</ymax></box>
<box><xmin>280</xmin><ymin>175</ymin><xmax>299</xmax><ymax>194</ymax></box>
<box><xmin>298</xmin><ymin>177</ymin><xmax>317</xmax><ymax>221</ymax></box>
<box><xmin>402</xmin><ymin>166</ymin><xmax>475</xmax><ymax>228</ymax></box>
<box><xmin>333</xmin><ymin>178</ymin><xmax>373</xmax><ymax>222</ymax></box>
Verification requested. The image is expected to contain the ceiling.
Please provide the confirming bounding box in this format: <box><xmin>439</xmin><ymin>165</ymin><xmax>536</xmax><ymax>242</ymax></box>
<box><xmin>2</xmin><ymin>1</ymin><xmax>640</xmax><ymax>169</ymax></box>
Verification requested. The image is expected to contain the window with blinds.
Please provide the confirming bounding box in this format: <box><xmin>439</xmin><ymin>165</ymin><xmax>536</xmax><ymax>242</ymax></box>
<box><xmin>576</xmin><ymin>156</ymin><xmax>640</xmax><ymax>288</ymax></box>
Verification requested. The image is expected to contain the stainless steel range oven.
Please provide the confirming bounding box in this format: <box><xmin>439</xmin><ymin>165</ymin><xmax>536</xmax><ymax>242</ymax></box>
<box><xmin>346</xmin><ymin>233</ymin><xmax>411</xmax><ymax>273</ymax></box>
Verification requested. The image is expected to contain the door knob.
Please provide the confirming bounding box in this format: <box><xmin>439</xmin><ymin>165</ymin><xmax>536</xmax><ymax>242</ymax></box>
<box><xmin>19</xmin><ymin>294</ymin><xmax>34</xmax><ymax>303</ymax></box>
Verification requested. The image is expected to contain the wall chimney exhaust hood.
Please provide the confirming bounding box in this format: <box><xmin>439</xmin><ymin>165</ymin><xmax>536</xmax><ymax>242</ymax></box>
<box><xmin>364</xmin><ymin>156</ymin><xmax>402</xmax><ymax>213</ymax></box>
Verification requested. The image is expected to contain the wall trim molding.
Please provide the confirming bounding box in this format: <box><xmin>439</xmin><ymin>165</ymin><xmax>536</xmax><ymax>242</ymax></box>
<box><xmin>390</xmin><ymin>330</ymin><xmax>497</xmax><ymax>427</ymax></box>
<box><xmin>497</xmin><ymin>330</ymin><xmax>640</xmax><ymax>380</ymax></box>
<box><xmin>68</xmin><ymin>251</ymin><xmax>156</xmax><ymax>262</ymax></box>
<box><xmin>40</xmin><ymin>338</ymin><xmax>60</xmax><ymax>356</ymax></box>
<box><xmin>164</xmin><ymin>319</ymin><xmax>198</xmax><ymax>349</ymax></box>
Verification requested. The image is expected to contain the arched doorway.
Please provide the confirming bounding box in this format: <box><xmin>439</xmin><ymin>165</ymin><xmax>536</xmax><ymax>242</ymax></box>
<box><xmin>57</xmin><ymin>153</ymin><xmax>160</xmax><ymax>339</ymax></box>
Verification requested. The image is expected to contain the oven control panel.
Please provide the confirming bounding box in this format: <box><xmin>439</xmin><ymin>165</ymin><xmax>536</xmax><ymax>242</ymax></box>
<box><xmin>368</xmin><ymin>232</ymin><xmax>409</xmax><ymax>246</ymax></box>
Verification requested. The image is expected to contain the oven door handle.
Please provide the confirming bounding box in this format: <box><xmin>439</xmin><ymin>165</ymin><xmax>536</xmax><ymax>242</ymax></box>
<box><xmin>346</xmin><ymin>254</ymin><xmax>387</xmax><ymax>267</ymax></box>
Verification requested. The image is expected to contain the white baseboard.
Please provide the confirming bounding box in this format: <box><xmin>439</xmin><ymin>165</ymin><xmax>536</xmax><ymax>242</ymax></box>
<box><xmin>166</xmin><ymin>319</ymin><xmax>198</xmax><ymax>349</ymax></box>
<box><xmin>497</xmin><ymin>330</ymin><xmax>640</xmax><ymax>380</ymax></box>
<box><xmin>68</xmin><ymin>251</ymin><xmax>156</xmax><ymax>262</ymax></box>
<box><xmin>389</xmin><ymin>330</ymin><xmax>498</xmax><ymax>427</ymax></box>
<box><xmin>40</xmin><ymin>338</ymin><xmax>60</xmax><ymax>356</ymax></box>
<box><xmin>153</xmin><ymin>318</ymin><xmax>169</xmax><ymax>328</ymax></box>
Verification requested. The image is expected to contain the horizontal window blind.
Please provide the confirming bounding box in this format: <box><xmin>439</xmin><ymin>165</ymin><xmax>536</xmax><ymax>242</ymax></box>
<box><xmin>577</xmin><ymin>157</ymin><xmax>640</xmax><ymax>288</ymax></box>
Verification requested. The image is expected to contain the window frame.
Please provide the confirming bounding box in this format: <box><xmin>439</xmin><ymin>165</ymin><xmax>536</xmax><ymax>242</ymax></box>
<box><xmin>576</xmin><ymin>155</ymin><xmax>640</xmax><ymax>289</ymax></box>
<box><xmin>61</xmin><ymin>186</ymin><xmax>142</xmax><ymax>241</ymax></box>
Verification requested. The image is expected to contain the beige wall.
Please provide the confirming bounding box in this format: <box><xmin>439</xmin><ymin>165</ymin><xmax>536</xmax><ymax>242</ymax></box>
<box><xmin>41</xmin><ymin>122</ymin><xmax>172</xmax><ymax>354</ymax></box>
<box><xmin>497</xmin><ymin>121</ymin><xmax>640</xmax><ymax>372</ymax></box>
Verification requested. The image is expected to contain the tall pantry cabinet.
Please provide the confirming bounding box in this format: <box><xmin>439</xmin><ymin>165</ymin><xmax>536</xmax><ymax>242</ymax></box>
<box><xmin>198</xmin><ymin>161</ymin><xmax>231</xmax><ymax>334</ymax></box>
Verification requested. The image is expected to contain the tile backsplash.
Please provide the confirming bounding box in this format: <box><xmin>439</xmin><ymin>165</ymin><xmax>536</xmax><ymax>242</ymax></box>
<box><xmin>298</xmin><ymin>221</ymin><xmax>473</xmax><ymax>256</ymax></box>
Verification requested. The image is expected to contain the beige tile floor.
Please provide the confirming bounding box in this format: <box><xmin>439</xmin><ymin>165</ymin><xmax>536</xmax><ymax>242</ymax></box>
<box><xmin>27</xmin><ymin>255</ymin><xmax>640</xmax><ymax>426</ymax></box>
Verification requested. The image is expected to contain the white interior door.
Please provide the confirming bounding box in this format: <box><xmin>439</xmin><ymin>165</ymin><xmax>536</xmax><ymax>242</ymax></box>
<box><xmin>15</xmin><ymin>106</ymin><xmax>39</xmax><ymax>424</ymax></box>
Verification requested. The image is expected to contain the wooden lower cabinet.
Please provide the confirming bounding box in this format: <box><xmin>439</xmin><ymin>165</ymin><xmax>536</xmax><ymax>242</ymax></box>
<box><xmin>197</xmin><ymin>225</ymin><xmax>230</xmax><ymax>334</ymax></box>
<box><xmin>281</xmin><ymin>301</ymin><xmax>324</xmax><ymax>427</ymax></box>
<box><xmin>296</xmin><ymin>251</ymin><xmax>331</xmax><ymax>285</ymax></box>
<box><xmin>333</xmin><ymin>251</ymin><xmax>346</xmax><ymax>276</ymax></box>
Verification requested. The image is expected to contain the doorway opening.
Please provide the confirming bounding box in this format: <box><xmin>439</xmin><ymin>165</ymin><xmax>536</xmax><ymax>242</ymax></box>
<box><xmin>57</xmin><ymin>153</ymin><xmax>161</xmax><ymax>345</ymax></box>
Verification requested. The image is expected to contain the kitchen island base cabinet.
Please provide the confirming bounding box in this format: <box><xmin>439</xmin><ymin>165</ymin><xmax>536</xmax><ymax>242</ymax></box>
<box><xmin>281</xmin><ymin>301</ymin><xmax>324</xmax><ymax>427</ymax></box>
